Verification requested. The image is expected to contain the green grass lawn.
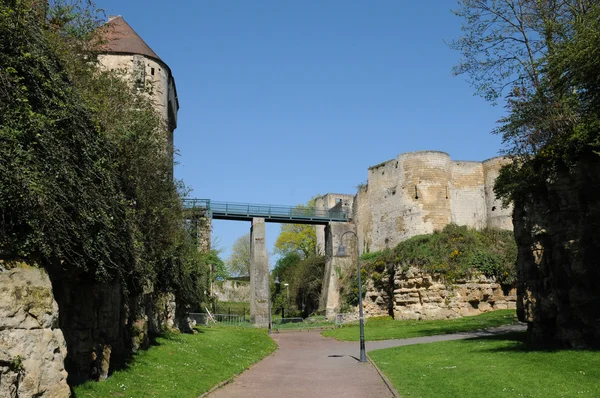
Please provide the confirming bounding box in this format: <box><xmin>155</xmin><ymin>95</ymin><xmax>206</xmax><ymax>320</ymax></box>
<box><xmin>74</xmin><ymin>326</ymin><xmax>276</xmax><ymax>398</ymax></box>
<box><xmin>322</xmin><ymin>310</ymin><xmax>519</xmax><ymax>341</ymax></box>
<box><xmin>370</xmin><ymin>332</ymin><xmax>600</xmax><ymax>397</ymax></box>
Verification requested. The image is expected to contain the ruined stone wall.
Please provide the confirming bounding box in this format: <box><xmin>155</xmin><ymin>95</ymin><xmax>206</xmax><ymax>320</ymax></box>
<box><xmin>0</xmin><ymin>267</ymin><xmax>70</xmax><ymax>397</ymax></box>
<box><xmin>315</xmin><ymin>193</ymin><xmax>354</xmax><ymax>255</ymax></box>
<box><xmin>362</xmin><ymin>265</ymin><xmax>516</xmax><ymax>320</ymax></box>
<box><xmin>213</xmin><ymin>280</ymin><xmax>250</xmax><ymax>302</ymax></box>
<box><xmin>514</xmin><ymin>155</ymin><xmax>600</xmax><ymax>348</ymax></box>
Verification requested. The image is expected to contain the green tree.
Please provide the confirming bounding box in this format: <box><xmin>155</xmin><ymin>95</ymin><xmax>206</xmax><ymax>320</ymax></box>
<box><xmin>274</xmin><ymin>198</ymin><xmax>319</xmax><ymax>258</ymax></box>
<box><xmin>451</xmin><ymin>0</ymin><xmax>596</xmax><ymax>154</ymax></box>
<box><xmin>274</xmin><ymin>224</ymin><xmax>317</xmax><ymax>258</ymax></box>
<box><xmin>226</xmin><ymin>233</ymin><xmax>251</xmax><ymax>277</ymax></box>
<box><xmin>0</xmin><ymin>0</ymin><xmax>131</xmax><ymax>277</ymax></box>
<box><xmin>451</xmin><ymin>0</ymin><xmax>600</xmax><ymax>204</ymax></box>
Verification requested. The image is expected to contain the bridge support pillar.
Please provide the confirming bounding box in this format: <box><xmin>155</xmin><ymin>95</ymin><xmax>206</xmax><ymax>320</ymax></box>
<box><xmin>250</xmin><ymin>217</ymin><xmax>269</xmax><ymax>327</ymax></box>
<box><xmin>315</xmin><ymin>225</ymin><xmax>325</xmax><ymax>255</ymax></box>
<box><xmin>194</xmin><ymin>211</ymin><xmax>211</xmax><ymax>253</ymax></box>
<box><xmin>321</xmin><ymin>222</ymin><xmax>357</xmax><ymax>320</ymax></box>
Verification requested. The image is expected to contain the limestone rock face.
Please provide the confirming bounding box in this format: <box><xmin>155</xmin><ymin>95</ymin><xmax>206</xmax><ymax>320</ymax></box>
<box><xmin>0</xmin><ymin>267</ymin><xmax>70</xmax><ymax>397</ymax></box>
<box><xmin>363</xmin><ymin>265</ymin><xmax>516</xmax><ymax>320</ymax></box>
<box><xmin>513</xmin><ymin>156</ymin><xmax>600</xmax><ymax>348</ymax></box>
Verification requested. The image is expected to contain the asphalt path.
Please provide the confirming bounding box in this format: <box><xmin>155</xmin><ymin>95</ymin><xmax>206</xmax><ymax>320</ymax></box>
<box><xmin>206</xmin><ymin>324</ymin><xmax>526</xmax><ymax>398</ymax></box>
<box><xmin>207</xmin><ymin>330</ymin><xmax>393</xmax><ymax>398</ymax></box>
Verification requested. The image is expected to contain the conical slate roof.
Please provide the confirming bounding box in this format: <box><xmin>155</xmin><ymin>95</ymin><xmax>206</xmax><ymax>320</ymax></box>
<box><xmin>99</xmin><ymin>16</ymin><xmax>161</xmax><ymax>61</ymax></box>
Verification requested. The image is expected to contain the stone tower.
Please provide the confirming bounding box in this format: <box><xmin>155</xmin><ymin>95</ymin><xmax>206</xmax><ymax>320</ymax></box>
<box><xmin>96</xmin><ymin>16</ymin><xmax>179</xmax><ymax>158</ymax></box>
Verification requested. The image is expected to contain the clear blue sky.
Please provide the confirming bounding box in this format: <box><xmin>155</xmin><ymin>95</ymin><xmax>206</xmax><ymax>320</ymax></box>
<box><xmin>95</xmin><ymin>1</ymin><xmax>507</xmax><ymax>264</ymax></box>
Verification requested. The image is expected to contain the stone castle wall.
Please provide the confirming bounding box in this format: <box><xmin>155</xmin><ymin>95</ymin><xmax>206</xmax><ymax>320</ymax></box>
<box><xmin>363</xmin><ymin>266</ymin><xmax>516</xmax><ymax>320</ymax></box>
<box><xmin>319</xmin><ymin>151</ymin><xmax>514</xmax><ymax>317</ymax></box>
<box><xmin>97</xmin><ymin>54</ymin><xmax>176</xmax><ymax>126</ymax></box>
<box><xmin>0</xmin><ymin>267</ymin><xmax>70</xmax><ymax>397</ymax></box>
<box><xmin>353</xmin><ymin>151</ymin><xmax>513</xmax><ymax>253</ymax></box>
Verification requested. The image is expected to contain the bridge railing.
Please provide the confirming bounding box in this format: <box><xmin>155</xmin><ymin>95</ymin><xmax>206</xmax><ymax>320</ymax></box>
<box><xmin>182</xmin><ymin>199</ymin><xmax>349</xmax><ymax>221</ymax></box>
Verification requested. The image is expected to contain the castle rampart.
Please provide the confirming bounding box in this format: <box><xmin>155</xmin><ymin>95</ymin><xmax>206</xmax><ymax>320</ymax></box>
<box><xmin>352</xmin><ymin>151</ymin><xmax>513</xmax><ymax>253</ymax></box>
<box><xmin>318</xmin><ymin>151</ymin><xmax>513</xmax><ymax>316</ymax></box>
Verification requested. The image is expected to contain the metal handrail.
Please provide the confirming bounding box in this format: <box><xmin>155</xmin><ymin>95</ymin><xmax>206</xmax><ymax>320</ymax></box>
<box><xmin>182</xmin><ymin>199</ymin><xmax>349</xmax><ymax>221</ymax></box>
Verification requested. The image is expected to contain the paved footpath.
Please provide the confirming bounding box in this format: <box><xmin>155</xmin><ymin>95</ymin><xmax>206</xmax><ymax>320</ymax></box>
<box><xmin>207</xmin><ymin>324</ymin><xmax>526</xmax><ymax>398</ymax></box>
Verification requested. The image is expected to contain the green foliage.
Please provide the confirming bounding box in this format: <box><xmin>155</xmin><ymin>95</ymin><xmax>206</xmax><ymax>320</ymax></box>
<box><xmin>339</xmin><ymin>267</ymin><xmax>369</xmax><ymax>308</ymax></box>
<box><xmin>74</xmin><ymin>327</ymin><xmax>277</xmax><ymax>397</ymax></box>
<box><xmin>451</xmin><ymin>1</ymin><xmax>600</xmax><ymax>204</ymax></box>
<box><xmin>0</xmin><ymin>0</ymin><xmax>209</xmax><ymax>307</ymax></box>
<box><xmin>202</xmin><ymin>249</ymin><xmax>227</xmax><ymax>281</ymax></box>
<box><xmin>359</xmin><ymin>224</ymin><xmax>517</xmax><ymax>287</ymax></box>
<box><xmin>9</xmin><ymin>355</ymin><xmax>24</xmax><ymax>372</ymax></box>
<box><xmin>274</xmin><ymin>197</ymin><xmax>319</xmax><ymax>258</ymax></box>
<box><xmin>0</xmin><ymin>0</ymin><xmax>131</xmax><ymax>278</ymax></box>
<box><xmin>226</xmin><ymin>233</ymin><xmax>251</xmax><ymax>277</ymax></box>
<box><xmin>272</xmin><ymin>253</ymin><xmax>325</xmax><ymax>317</ymax></box>
<box><xmin>274</xmin><ymin>223</ymin><xmax>317</xmax><ymax>258</ymax></box>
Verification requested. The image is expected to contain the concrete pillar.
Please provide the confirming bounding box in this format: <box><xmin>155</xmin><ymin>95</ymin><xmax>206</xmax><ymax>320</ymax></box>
<box><xmin>320</xmin><ymin>222</ymin><xmax>357</xmax><ymax>319</ymax></box>
<box><xmin>250</xmin><ymin>218</ymin><xmax>269</xmax><ymax>326</ymax></box>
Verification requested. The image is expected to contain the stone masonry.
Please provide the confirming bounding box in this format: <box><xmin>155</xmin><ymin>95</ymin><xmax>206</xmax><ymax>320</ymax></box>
<box><xmin>363</xmin><ymin>266</ymin><xmax>517</xmax><ymax>320</ymax></box>
<box><xmin>0</xmin><ymin>267</ymin><xmax>70</xmax><ymax>398</ymax></box>
<box><xmin>317</xmin><ymin>151</ymin><xmax>514</xmax><ymax>317</ymax></box>
<box><xmin>353</xmin><ymin>151</ymin><xmax>512</xmax><ymax>253</ymax></box>
<box><xmin>250</xmin><ymin>218</ymin><xmax>269</xmax><ymax>326</ymax></box>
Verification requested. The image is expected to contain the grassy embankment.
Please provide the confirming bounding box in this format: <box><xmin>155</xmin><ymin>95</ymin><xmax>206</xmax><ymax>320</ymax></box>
<box><xmin>322</xmin><ymin>309</ymin><xmax>519</xmax><ymax>341</ymax></box>
<box><xmin>74</xmin><ymin>327</ymin><xmax>276</xmax><ymax>398</ymax></box>
<box><xmin>370</xmin><ymin>332</ymin><xmax>600</xmax><ymax>397</ymax></box>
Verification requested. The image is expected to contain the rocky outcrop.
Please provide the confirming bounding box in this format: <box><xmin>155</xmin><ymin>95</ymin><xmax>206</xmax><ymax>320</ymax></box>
<box><xmin>0</xmin><ymin>267</ymin><xmax>70</xmax><ymax>397</ymax></box>
<box><xmin>513</xmin><ymin>155</ymin><xmax>600</xmax><ymax>348</ymax></box>
<box><xmin>363</xmin><ymin>265</ymin><xmax>516</xmax><ymax>320</ymax></box>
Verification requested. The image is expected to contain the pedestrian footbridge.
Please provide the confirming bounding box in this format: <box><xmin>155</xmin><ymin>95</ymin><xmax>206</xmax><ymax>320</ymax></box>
<box><xmin>182</xmin><ymin>199</ymin><xmax>349</xmax><ymax>225</ymax></box>
<box><xmin>182</xmin><ymin>197</ymin><xmax>354</xmax><ymax>327</ymax></box>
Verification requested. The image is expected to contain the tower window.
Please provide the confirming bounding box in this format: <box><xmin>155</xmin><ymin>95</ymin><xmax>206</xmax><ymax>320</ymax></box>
<box><xmin>151</xmin><ymin>67</ymin><xmax>155</xmax><ymax>76</ymax></box>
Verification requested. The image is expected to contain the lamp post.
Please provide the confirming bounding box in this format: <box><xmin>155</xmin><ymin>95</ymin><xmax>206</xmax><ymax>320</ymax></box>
<box><xmin>268</xmin><ymin>273</ymin><xmax>274</xmax><ymax>335</ymax></box>
<box><xmin>335</xmin><ymin>230</ymin><xmax>367</xmax><ymax>363</ymax></box>
<box><xmin>284</xmin><ymin>283</ymin><xmax>289</xmax><ymax>318</ymax></box>
<box><xmin>274</xmin><ymin>274</ymin><xmax>280</xmax><ymax>325</ymax></box>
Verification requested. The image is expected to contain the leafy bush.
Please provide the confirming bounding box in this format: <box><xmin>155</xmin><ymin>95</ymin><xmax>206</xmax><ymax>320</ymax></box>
<box><xmin>359</xmin><ymin>225</ymin><xmax>517</xmax><ymax>291</ymax></box>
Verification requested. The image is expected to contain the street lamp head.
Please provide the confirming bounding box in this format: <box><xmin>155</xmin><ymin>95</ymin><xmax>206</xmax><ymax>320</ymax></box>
<box><xmin>335</xmin><ymin>243</ymin><xmax>348</xmax><ymax>257</ymax></box>
<box><xmin>274</xmin><ymin>275</ymin><xmax>280</xmax><ymax>284</ymax></box>
<box><xmin>284</xmin><ymin>283</ymin><xmax>289</xmax><ymax>287</ymax></box>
